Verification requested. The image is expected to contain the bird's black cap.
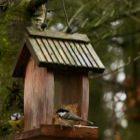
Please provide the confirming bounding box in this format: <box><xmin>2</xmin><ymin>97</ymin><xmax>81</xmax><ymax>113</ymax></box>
<box><xmin>56</xmin><ymin>108</ymin><xmax>69</xmax><ymax>114</ymax></box>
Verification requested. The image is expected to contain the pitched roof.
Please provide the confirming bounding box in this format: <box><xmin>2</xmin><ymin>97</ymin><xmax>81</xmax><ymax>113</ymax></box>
<box><xmin>12</xmin><ymin>27</ymin><xmax>105</xmax><ymax>77</ymax></box>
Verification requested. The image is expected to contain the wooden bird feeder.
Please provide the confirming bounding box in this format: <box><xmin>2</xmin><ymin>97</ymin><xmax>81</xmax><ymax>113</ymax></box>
<box><xmin>12</xmin><ymin>27</ymin><xmax>105</xmax><ymax>140</ymax></box>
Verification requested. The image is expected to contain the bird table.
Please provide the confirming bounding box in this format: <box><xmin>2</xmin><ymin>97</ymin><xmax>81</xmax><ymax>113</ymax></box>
<box><xmin>12</xmin><ymin>27</ymin><xmax>105</xmax><ymax>140</ymax></box>
<box><xmin>14</xmin><ymin>124</ymin><xmax>98</xmax><ymax>140</ymax></box>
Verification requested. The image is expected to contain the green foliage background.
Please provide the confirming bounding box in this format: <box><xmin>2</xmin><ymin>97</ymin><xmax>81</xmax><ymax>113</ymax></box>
<box><xmin>0</xmin><ymin>0</ymin><xmax>140</xmax><ymax>139</ymax></box>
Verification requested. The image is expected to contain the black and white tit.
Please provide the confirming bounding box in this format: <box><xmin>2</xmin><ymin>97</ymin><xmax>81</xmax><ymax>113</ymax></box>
<box><xmin>56</xmin><ymin>108</ymin><xmax>93</xmax><ymax>126</ymax></box>
<box><xmin>10</xmin><ymin>112</ymin><xmax>21</xmax><ymax>121</ymax></box>
<box><xmin>9</xmin><ymin>112</ymin><xmax>24</xmax><ymax>130</ymax></box>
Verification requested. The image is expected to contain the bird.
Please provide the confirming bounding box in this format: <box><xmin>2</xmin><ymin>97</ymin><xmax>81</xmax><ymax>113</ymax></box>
<box><xmin>10</xmin><ymin>112</ymin><xmax>21</xmax><ymax>121</ymax></box>
<box><xmin>9</xmin><ymin>112</ymin><xmax>24</xmax><ymax>131</ymax></box>
<box><xmin>56</xmin><ymin>108</ymin><xmax>93</xmax><ymax>127</ymax></box>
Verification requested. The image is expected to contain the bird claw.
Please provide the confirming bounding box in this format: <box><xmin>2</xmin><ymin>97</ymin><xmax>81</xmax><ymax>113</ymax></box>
<box><xmin>59</xmin><ymin>124</ymin><xmax>68</xmax><ymax>130</ymax></box>
<box><xmin>59</xmin><ymin>124</ymin><xmax>75</xmax><ymax>130</ymax></box>
<box><xmin>72</xmin><ymin>125</ymin><xmax>75</xmax><ymax>131</ymax></box>
<box><xmin>60</xmin><ymin>124</ymin><xmax>63</xmax><ymax>130</ymax></box>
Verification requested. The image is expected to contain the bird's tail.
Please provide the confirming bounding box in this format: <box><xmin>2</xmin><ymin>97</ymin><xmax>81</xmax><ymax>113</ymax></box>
<box><xmin>82</xmin><ymin>119</ymin><xmax>94</xmax><ymax>125</ymax></box>
<box><xmin>87</xmin><ymin>120</ymin><xmax>94</xmax><ymax>125</ymax></box>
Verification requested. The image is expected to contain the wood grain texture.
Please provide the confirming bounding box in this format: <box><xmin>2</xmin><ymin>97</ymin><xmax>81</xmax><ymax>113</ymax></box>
<box><xmin>12</xmin><ymin>30</ymin><xmax>105</xmax><ymax>78</ymax></box>
<box><xmin>24</xmin><ymin>57</ymin><xmax>54</xmax><ymax>130</ymax></box>
<box><xmin>54</xmin><ymin>72</ymin><xmax>89</xmax><ymax>120</ymax></box>
<box><xmin>80</xmin><ymin>75</ymin><xmax>89</xmax><ymax>121</ymax></box>
<box><xmin>12</xmin><ymin>44</ymin><xmax>31</xmax><ymax>77</ymax></box>
<box><xmin>86</xmin><ymin>43</ymin><xmax>105</xmax><ymax>69</ymax></box>
<box><xmin>27</xmin><ymin>37</ymin><xmax>46</xmax><ymax>62</ymax></box>
<box><xmin>27</xmin><ymin>27</ymin><xmax>90</xmax><ymax>43</ymax></box>
<box><xmin>14</xmin><ymin>124</ymin><xmax>98</xmax><ymax>140</ymax></box>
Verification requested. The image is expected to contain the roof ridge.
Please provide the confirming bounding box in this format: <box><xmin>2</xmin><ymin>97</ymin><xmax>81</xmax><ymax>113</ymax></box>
<box><xmin>26</xmin><ymin>27</ymin><xmax>90</xmax><ymax>43</ymax></box>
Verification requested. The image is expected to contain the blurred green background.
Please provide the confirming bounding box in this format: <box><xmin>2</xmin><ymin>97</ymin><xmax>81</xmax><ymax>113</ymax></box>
<box><xmin>0</xmin><ymin>0</ymin><xmax>140</xmax><ymax>139</ymax></box>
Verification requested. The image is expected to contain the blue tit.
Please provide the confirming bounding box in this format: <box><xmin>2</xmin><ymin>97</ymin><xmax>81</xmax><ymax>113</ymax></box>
<box><xmin>9</xmin><ymin>112</ymin><xmax>24</xmax><ymax>130</ymax></box>
<box><xmin>56</xmin><ymin>108</ymin><xmax>93</xmax><ymax>127</ymax></box>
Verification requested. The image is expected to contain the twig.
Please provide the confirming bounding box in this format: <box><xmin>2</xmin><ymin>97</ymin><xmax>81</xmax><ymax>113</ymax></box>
<box><xmin>89</xmin><ymin>52</ymin><xmax>140</xmax><ymax>79</ymax></box>
<box><xmin>61</xmin><ymin>0</ymin><xmax>70</xmax><ymax>29</ymax></box>
<box><xmin>92</xmin><ymin>7</ymin><xmax>140</xmax><ymax>31</ymax></box>
<box><xmin>63</xmin><ymin>2</ymin><xmax>92</xmax><ymax>32</ymax></box>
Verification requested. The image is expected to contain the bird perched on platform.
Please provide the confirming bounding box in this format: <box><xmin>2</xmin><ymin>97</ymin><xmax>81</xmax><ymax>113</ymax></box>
<box><xmin>9</xmin><ymin>112</ymin><xmax>24</xmax><ymax>131</ymax></box>
<box><xmin>56</xmin><ymin>108</ymin><xmax>93</xmax><ymax>127</ymax></box>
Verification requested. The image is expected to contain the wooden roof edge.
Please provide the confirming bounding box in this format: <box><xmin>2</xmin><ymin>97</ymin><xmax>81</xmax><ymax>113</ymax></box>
<box><xmin>26</xmin><ymin>26</ymin><xmax>90</xmax><ymax>43</ymax></box>
<box><xmin>39</xmin><ymin>62</ymin><xmax>105</xmax><ymax>74</ymax></box>
<box><xmin>11</xmin><ymin>38</ymin><xmax>27</xmax><ymax>77</ymax></box>
<box><xmin>11</xmin><ymin>34</ymin><xmax>40</xmax><ymax>78</ymax></box>
<box><xmin>11</xmin><ymin>44</ymin><xmax>31</xmax><ymax>77</ymax></box>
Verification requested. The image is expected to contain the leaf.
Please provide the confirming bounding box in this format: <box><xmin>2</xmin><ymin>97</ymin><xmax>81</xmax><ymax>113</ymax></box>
<box><xmin>110</xmin><ymin>9</ymin><xmax>115</xmax><ymax>17</ymax></box>
<box><xmin>94</xmin><ymin>18</ymin><xmax>102</xmax><ymax>27</ymax></box>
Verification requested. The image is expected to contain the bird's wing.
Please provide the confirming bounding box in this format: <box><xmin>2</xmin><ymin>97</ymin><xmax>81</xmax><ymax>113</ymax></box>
<box><xmin>63</xmin><ymin>112</ymin><xmax>82</xmax><ymax>121</ymax></box>
<box><xmin>9</xmin><ymin>116</ymin><xmax>24</xmax><ymax>130</ymax></box>
<box><xmin>16</xmin><ymin>116</ymin><xmax>24</xmax><ymax>128</ymax></box>
<box><xmin>9</xmin><ymin>120</ymin><xmax>19</xmax><ymax>130</ymax></box>
<box><xmin>62</xmin><ymin>112</ymin><xmax>94</xmax><ymax>125</ymax></box>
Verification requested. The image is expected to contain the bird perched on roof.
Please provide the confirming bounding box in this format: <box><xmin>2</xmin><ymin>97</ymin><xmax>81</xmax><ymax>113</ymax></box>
<box><xmin>9</xmin><ymin>112</ymin><xmax>24</xmax><ymax>131</ymax></box>
<box><xmin>56</xmin><ymin>108</ymin><xmax>93</xmax><ymax>127</ymax></box>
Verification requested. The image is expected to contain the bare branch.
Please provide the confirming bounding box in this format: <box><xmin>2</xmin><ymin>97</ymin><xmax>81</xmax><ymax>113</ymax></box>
<box><xmin>63</xmin><ymin>2</ymin><xmax>92</xmax><ymax>32</ymax></box>
<box><xmin>92</xmin><ymin>8</ymin><xmax>140</xmax><ymax>30</ymax></box>
<box><xmin>90</xmin><ymin>52</ymin><xmax>140</xmax><ymax>79</ymax></box>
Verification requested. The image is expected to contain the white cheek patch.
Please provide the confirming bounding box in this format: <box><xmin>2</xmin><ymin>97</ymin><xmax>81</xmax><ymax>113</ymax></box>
<box><xmin>58</xmin><ymin>112</ymin><xmax>66</xmax><ymax>117</ymax></box>
<box><xmin>11</xmin><ymin>116</ymin><xmax>16</xmax><ymax>121</ymax></box>
<box><xmin>17</xmin><ymin>113</ymin><xmax>21</xmax><ymax>119</ymax></box>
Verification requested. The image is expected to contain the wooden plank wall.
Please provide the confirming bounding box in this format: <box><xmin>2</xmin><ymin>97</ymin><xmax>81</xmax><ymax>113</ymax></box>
<box><xmin>24</xmin><ymin>57</ymin><xmax>54</xmax><ymax>130</ymax></box>
<box><xmin>24</xmin><ymin>57</ymin><xmax>89</xmax><ymax>130</ymax></box>
<box><xmin>80</xmin><ymin>76</ymin><xmax>89</xmax><ymax>121</ymax></box>
<box><xmin>54</xmin><ymin>72</ymin><xmax>89</xmax><ymax>120</ymax></box>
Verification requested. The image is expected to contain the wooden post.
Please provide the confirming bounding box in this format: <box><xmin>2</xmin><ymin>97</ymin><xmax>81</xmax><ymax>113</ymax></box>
<box><xmin>80</xmin><ymin>75</ymin><xmax>89</xmax><ymax>121</ymax></box>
